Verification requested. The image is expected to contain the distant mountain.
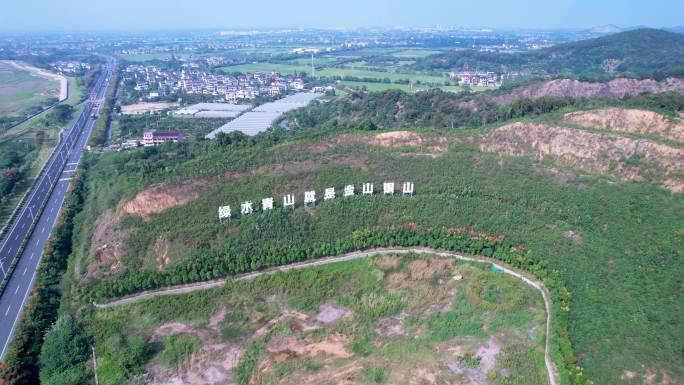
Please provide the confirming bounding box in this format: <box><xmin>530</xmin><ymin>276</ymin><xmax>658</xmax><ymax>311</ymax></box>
<box><xmin>412</xmin><ymin>29</ymin><xmax>684</xmax><ymax>78</ymax></box>
<box><xmin>665</xmin><ymin>25</ymin><xmax>684</xmax><ymax>34</ymax></box>
<box><xmin>588</xmin><ymin>24</ymin><xmax>622</xmax><ymax>34</ymax></box>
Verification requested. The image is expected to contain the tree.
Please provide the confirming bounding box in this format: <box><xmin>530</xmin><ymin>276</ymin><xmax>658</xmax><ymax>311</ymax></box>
<box><xmin>39</xmin><ymin>315</ymin><xmax>90</xmax><ymax>384</ymax></box>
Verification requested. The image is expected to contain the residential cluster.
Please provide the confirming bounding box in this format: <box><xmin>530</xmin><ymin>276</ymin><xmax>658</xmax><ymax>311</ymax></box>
<box><xmin>49</xmin><ymin>60</ymin><xmax>92</xmax><ymax>74</ymax></box>
<box><xmin>451</xmin><ymin>71</ymin><xmax>502</xmax><ymax>87</ymax></box>
<box><xmin>123</xmin><ymin>64</ymin><xmax>305</xmax><ymax>101</ymax></box>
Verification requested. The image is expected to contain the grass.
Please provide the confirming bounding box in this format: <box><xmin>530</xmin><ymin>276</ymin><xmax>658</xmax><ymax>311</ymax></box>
<box><xmin>218</xmin><ymin>62</ymin><xmax>312</xmax><ymax>75</ymax></box>
<box><xmin>0</xmin><ymin>61</ymin><xmax>60</xmax><ymax>116</ymax></box>
<box><xmin>85</xmin><ymin>254</ymin><xmax>546</xmax><ymax>384</ymax></box>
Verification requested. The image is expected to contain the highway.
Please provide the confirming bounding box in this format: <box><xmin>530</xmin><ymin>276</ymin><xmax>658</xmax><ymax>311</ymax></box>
<box><xmin>0</xmin><ymin>59</ymin><xmax>114</xmax><ymax>359</ymax></box>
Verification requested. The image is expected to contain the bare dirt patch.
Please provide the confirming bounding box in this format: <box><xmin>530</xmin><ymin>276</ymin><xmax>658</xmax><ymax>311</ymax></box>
<box><xmin>120</xmin><ymin>102</ymin><xmax>179</xmax><ymax>115</ymax></box>
<box><xmin>480</xmin><ymin>122</ymin><xmax>684</xmax><ymax>192</ymax></box>
<box><xmin>266</xmin><ymin>333</ymin><xmax>351</xmax><ymax>362</ymax></box>
<box><xmin>408</xmin><ymin>257</ymin><xmax>454</xmax><ymax>280</ymax></box>
<box><xmin>122</xmin><ymin>180</ymin><xmax>211</xmax><ymax>220</ymax></box>
<box><xmin>375</xmin><ymin>255</ymin><xmax>400</xmax><ymax>269</ymax></box>
<box><xmin>562</xmin><ymin>230</ymin><xmax>584</xmax><ymax>245</ymax></box>
<box><xmin>488</xmin><ymin>77</ymin><xmax>684</xmax><ymax>106</ymax></box>
<box><xmin>563</xmin><ymin>108</ymin><xmax>684</xmax><ymax>142</ymax></box>
<box><xmin>149</xmin><ymin>321</ymin><xmax>242</xmax><ymax>385</ymax></box>
<box><xmin>315</xmin><ymin>303</ymin><xmax>352</xmax><ymax>324</ymax></box>
<box><xmin>308</xmin><ymin>130</ymin><xmax>450</xmax><ymax>154</ymax></box>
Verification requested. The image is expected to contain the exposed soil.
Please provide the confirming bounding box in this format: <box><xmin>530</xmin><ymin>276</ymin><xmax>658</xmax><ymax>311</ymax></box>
<box><xmin>489</xmin><ymin>77</ymin><xmax>684</xmax><ymax>105</ymax></box>
<box><xmin>266</xmin><ymin>333</ymin><xmax>351</xmax><ymax>362</ymax></box>
<box><xmin>149</xmin><ymin>320</ymin><xmax>242</xmax><ymax>385</ymax></box>
<box><xmin>315</xmin><ymin>303</ymin><xmax>353</xmax><ymax>324</ymax></box>
<box><xmin>408</xmin><ymin>257</ymin><xmax>454</xmax><ymax>280</ymax></box>
<box><xmin>122</xmin><ymin>179</ymin><xmax>211</xmax><ymax>220</ymax></box>
<box><xmin>480</xmin><ymin>122</ymin><xmax>684</xmax><ymax>193</ymax></box>
<box><xmin>308</xmin><ymin>130</ymin><xmax>450</xmax><ymax>154</ymax></box>
<box><xmin>563</xmin><ymin>108</ymin><xmax>684</xmax><ymax>142</ymax></box>
<box><xmin>375</xmin><ymin>255</ymin><xmax>400</xmax><ymax>268</ymax></box>
<box><xmin>562</xmin><ymin>230</ymin><xmax>584</xmax><ymax>245</ymax></box>
<box><xmin>120</xmin><ymin>102</ymin><xmax>179</xmax><ymax>115</ymax></box>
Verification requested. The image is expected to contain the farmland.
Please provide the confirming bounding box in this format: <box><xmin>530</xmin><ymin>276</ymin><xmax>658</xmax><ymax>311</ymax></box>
<box><xmin>0</xmin><ymin>61</ymin><xmax>61</xmax><ymax>118</ymax></box>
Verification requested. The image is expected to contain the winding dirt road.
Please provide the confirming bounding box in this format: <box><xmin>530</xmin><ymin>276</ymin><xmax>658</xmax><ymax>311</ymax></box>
<box><xmin>94</xmin><ymin>247</ymin><xmax>560</xmax><ymax>385</ymax></box>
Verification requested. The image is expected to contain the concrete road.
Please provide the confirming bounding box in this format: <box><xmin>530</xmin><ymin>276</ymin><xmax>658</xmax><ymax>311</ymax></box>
<box><xmin>0</xmin><ymin>60</ymin><xmax>114</xmax><ymax>360</ymax></box>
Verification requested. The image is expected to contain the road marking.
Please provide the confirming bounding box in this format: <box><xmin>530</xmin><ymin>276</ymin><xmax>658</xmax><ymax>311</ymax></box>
<box><xmin>14</xmin><ymin>285</ymin><xmax>19</xmax><ymax>294</ymax></box>
<box><xmin>42</xmin><ymin>227</ymin><xmax>46</xmax><ymax>234</ymax></box>
<box><xmin>14</xmin><ymin>234</ymin><xmax>18</xmax><ymax>241</ymax></box>
<box><xmin>59</xmin><ymin>178</ymin><xmax>72</xmax><ymax>182</ymax></box>
<box><xmin>4</xmin><ymin>306</ymin><xmax>10</xmax><ymax>316</ymax></box>
<box><xmin>22</xmin><ymin>267</ymin><xmax>27</xmax><ymax>276</ymax></box>
<box><xmin>31</xmin><ymin>253</ymin><xmax>35</xmax><ymax>260</ymax></box>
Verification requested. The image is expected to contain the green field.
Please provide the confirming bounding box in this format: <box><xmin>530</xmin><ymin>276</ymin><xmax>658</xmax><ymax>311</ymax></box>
<box><xmin>0</xmin><ymin>61</ymin><xmax>60</xmax><ymax>116</ymax></box>
<box><xmin>337</xmin><ymin>80</ymin><xmax>466</xmax><ymax>93</ymax></box>
<box><xmin>219</xmin><ymin>62</ymin><xmax>312</xmax><ymax>75</ymax></box>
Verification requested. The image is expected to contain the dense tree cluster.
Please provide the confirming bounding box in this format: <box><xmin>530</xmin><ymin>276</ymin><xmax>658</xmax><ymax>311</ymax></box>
<box><xmin>286</xmin><ymin>88</ymin><xmax>684</xmax><ymax>131</ymax></box>
<box><xmin>412</xmin><ymin>29</ymin><xmax>684</xmax><ymax>79</ymax></box>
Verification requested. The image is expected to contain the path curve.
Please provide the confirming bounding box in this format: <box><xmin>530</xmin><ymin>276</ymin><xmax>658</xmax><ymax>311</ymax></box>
<box><xmin>94</xmin><ymin>247</ymin><xmax>560</xmax><ymax>385</ymax></box>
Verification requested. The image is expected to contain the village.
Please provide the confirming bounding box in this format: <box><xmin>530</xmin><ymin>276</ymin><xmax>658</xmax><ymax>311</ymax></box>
<box><xmin>123</xmin><ymin>64</ymin><xmax>306</xmax><ymax>102</ymax></box>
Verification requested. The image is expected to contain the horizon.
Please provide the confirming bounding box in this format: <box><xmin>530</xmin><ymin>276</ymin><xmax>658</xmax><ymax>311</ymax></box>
<box><xmin>1</xmin><ymin>0</ymin><xmax>683</xmax><ymax>33</ymax></box>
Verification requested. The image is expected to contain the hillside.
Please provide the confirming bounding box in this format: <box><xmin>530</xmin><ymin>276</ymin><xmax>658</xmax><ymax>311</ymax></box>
<box><xmin>18</xmin><ymin>99</ymin><xmax>676</xmax><ymax>385</ymax></box>
<box><xmin>412</xmin><ymin>29</ymin><xmax>684</xmax><ymax>78</ymax></box>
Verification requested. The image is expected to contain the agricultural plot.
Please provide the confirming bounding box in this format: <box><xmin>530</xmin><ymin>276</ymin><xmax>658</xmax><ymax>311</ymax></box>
<box><xmin>0</xmin><ymin>61</ymin><xmax>61</xmax><ymax>116</ymax></box>
<box><xmin>88</xmin><ymin>254</ymin><xmax>548</xmax><ymax>385</ymax></box>
<box><xmin>219</xmin><ymin>62</ymin><xmax>312</xmax><ymax>75</ymax></box>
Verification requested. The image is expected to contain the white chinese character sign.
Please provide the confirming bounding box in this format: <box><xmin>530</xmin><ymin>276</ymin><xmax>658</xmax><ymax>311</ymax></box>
<box><xmin>262</xmin><ymin>197</ymin><xmax>274</xmax><ymax>211</ymax></box>
<box><xmin>304</xmin><ymin>190</ymin><xmax>316</xmax><ymax>207</ymax></box>
<box><xmin>402</xmin><ymin>182</ymin><xmax>414</xmax><ymax>196</ymax></box>
<box><xmin>283</xmin><ymin>194</ymin><xmax>295</xmax><ymax>209</ymax></box>
<box><xmin>241</xmin><ymin>201</ymin><xmax>254</xmax><ymax>215</ymax></box>
<box><xmin>218</xmin><ymin>205</ymin><xmax>231</xmax><ymax>222</ymax></box>
<box><xmin>218</xmin><ymin>181</ymin><xmax>417</xmax><ymax>222</ymax></box>
<box><xmin>344</xmin><ymin>184</ymin><xmax>355</xmax><ymax>197</ymax></box>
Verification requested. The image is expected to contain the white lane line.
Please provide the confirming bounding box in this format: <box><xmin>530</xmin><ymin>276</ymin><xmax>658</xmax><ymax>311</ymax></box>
<box><xmin>22</xmin><ymin>267</ymin><xmax>27</xmax><ymax>276</ymax></box>
<box><xmin>4</xmin><ymin>306</ymin><xmax>10</xmax><ymax>316</ymax></box>
<box><xmin>14</xmin><ymin>285</ymin><xmax>19</xmax><ymax>294</ymax></box>
<box><xmin>14</xmin><ymin>234</ymin><xmax>18</xmax><ymax>241</ymax></box>
<box><xmin>1</xmin><ymin>269</ymin><xmax>38</xmax><ymax>358</ymax></box>
<box><xmin>41</xmin><ymin>227</ymin><xmax>46</xmax><ymax>234</ymax></box>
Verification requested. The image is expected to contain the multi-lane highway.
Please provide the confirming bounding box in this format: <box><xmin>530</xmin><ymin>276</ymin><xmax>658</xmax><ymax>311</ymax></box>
<box><xmin>0</xmin><ymin>59</ymin><xmax>114</xmax><ymax>359</ymax></box>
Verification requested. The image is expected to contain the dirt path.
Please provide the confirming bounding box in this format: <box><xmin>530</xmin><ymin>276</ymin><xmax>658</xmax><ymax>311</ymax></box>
<box><xmin>93</xmin><ymin>247</ymin><xmax>560</xmax><ymax>385</ymax></box>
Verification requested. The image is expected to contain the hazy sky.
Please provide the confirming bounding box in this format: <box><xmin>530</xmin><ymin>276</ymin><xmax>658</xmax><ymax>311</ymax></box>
<box><xmin>1</xmin><ymin>0</ymin><xmax>682</xmax><ymax>32</ymax></box>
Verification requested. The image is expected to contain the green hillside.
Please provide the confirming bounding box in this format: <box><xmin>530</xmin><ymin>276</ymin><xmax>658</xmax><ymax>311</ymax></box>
<box><xmin>412</xmin><ymin>29</ymin><xmax>684</xmax><ymax>78</ymax></box>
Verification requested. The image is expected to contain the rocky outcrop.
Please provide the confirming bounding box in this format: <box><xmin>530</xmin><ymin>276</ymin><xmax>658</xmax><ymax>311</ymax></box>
<box><xmin>491</xmin><ymin>77</ymin><xmax>684</xmax><ymax>105</ymax></box>
<box><xmin>480</xmin><ymin>122</ymin><xmax>684</xmax><ymax>192</ymax></box>
<box><xmin>563</xmin><ymin>108</ymin><xmax>684</xmax><ymax>142</ymax></box>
